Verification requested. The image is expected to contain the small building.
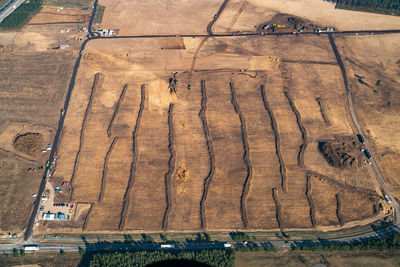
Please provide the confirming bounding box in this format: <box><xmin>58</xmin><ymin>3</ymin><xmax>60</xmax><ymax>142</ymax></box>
<box><xmin>62</xmin><ymin>181</ymin><xmax>70</xmax><ymax>187</ymax></box>
<box><xmin>42</xmin><ymin>212</ymin><xmax>56</xmax><ymax>220</ymax></box>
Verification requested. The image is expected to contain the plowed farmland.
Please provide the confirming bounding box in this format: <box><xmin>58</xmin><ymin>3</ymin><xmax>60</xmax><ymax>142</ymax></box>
<box><xmin>48</xmin><ymin>35</ymin><xmax>385</xmax><ymax>234</ymax></box>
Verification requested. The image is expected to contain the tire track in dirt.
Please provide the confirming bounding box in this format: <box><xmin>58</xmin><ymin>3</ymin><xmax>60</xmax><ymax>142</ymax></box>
<box><xmin>189</xmin><ymin>37</ymin><xmax>209</xmax><ymax>83</ymax></box>
<box><xmin>107</xmin><ymin>84</ymin><xmax>128</xmax><ymax>137</ymax></box>
<box><xmin>335</xmin><ymin>193</ymin><xmax>344</xmax><ymax>225</ymax></box>
<box><xmin>199</xmin><ymin>80</ymin><xmax>215</xmax><ymax>229</ymax></box>
<box><xmin>98</xmin><ymin>137</ymin><xmax>117</xmax><ymax>203</ymax></box>
<box><xmin>306</xmin><ymin>173</ymin><xmax>316</xmax><ymax>227</ymax></box>
<box><xmin>82</xmin><ymin>203</ymin><xmax>94</xmax><ymax>230</ymax></box>
<box><xmin>162</xmin><ymin>104</ymin><xmax>175</xmax><ymax>230</ymax></box>
<box><xmin>119</xmin><ymin>84</ymin><xmax>145</xmax><ymax>231</ymax></box>
<box><xmin>230</xmin><ymin>82</ymin><xmax>253</xmax><ymax>229</ymax></box>
<box><xmin>70</xmin><ymin>73</ymin><xmax>101</xmax><ymax>201</ymax></box>
<box><xmin>272</xmin><ymin>188</ymin><xmax>283</xmax><ymax>229</ymax></box>
<box><xmin>260</xmin><ymin>85</ymin><xmax>287</xmax><ymax>193</ymax></box>
<box><xmin>315</xmin><ymin>97</ymin><xmax>331</xmax><ymax>126</ymax></box>
<box><xmin>284</xmin><ymin>91</ymin><xmax>307</xmax><ymax>168</ymax></box>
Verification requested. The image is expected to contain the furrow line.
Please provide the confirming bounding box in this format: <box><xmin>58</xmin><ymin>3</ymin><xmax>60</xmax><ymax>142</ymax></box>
<box><xmin>230</xmin><ymin>82</ymin><xmax>253</xmax><ymax>229</ymax></box>
<box><xmin>260</xmin><ymin>85</ymin><xmax>287</xmax><ymax>192</ymax></box>
<box><xmin>284</xmin><ymin>91</ymin><xmax>307</xmax><ymax>168</ymax></box>
<box><xmin>70</xmin><ymin>73</ymin><xmax>101</xmax><ymax>201</ymax></box>
<box><xmin>162</xmin><ymin>104</ymin><xmax>175</xmax><ymax>230</ymax></box>
<box><xmin>272</xmin><ymin>188</ymin><xmax>283</xmax><ymax>229</ymax></box>
<box><xmin>118</xmin><ymin>84</ymin><xmax>146</xmax><ymax>231</ymax></box>
<box><xmin>199</xmin><ymin>80</ymin><xmax>215</xmax><ymax>229</ymax></box>
<box><xmin>316</xmin><ymin>97</ymin><xmax>331</xmax><ymax>126</ymax></box>
<box><xmin>306</xmin><ymin>173</ymin><xmax>316</xmax><ymax>227</ymax></box>
<box><xmin>107</xmin><ymin>84</ymin><xmax>128</xmax><ymax>137</ymax></box>
<box><xmin>98</xmin><ymin>137</ymin><xmax>117</xmax><ymax>203</ymax></box>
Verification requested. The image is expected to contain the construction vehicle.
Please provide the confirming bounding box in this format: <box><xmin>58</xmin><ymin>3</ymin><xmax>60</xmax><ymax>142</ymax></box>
<box><xmin>268</xmin><ymin>56</ymin><xmax>280</xmax><ymax>64</ymax></box>
<box><xmin>272</xmin><ymin>24</ymin><xmax>286</xmax><ymax>28</ymax></box>
<box><xmin>176</xmin><ymin>163</ymin><xmax>189</xmax><ymax>182</ymax></box>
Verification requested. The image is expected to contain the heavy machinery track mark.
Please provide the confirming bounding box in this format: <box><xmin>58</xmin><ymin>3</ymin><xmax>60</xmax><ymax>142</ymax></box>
<box><xmin>199</xmin><ymin>80</ymin><xmax>215</xmax><ymax>229</ymax></box>
<box><xmin>119</xmin><ymin>84</ymin><xmax>145</xmax><ymax>230</ymax></box>
<box><xmin>107</xmin><ymin>84</ymin><xmax>128</xmax><ymax>137</ymax></box>
<box><xmin>98</xmin><ymin>137</ymin><xmax>117</xmax><ymax>202</ymax></box>
<box><xmin>230</xmin><ymin>82</ymin><xmax>253</xmax><ymax>228</ymax></box>
<box><xmin>162</xmin><ymin>104</ymin><xmax>175</xmax><ymax>230</ymax></box>
<box><xmin>284</xmin><ymin>91</ymin><xmax>307</xmax><ymax>168</ymax></box>
<box><xmin>260</xmin><ymin>85</ymin><xmax>287</xmax><ymax>192</ymax></box>
<box><xmin>306</xmin><ymin>173</ymin><xmax>316</xmax><ymax>227</ymax></box>
<box><xmin>70</xmin><ymin>73</ymin><xmax>101</xmax><ymax>200</ymax></box>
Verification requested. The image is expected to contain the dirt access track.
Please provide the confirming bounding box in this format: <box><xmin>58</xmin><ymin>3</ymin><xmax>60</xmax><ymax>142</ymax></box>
<box><xmin>46</xmin><ymin>30</ymin><xmax>392</xmax><ymax>234</ymax></box>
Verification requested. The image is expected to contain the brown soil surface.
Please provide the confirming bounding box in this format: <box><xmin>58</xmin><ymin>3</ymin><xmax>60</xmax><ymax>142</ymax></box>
<box><xmin>29</xmin><ymin>6</ymin><xmax>91</xmax><ymax>24</ymax></box>
<box><xmin>13</xmin><ymin>133</ymin><xmax>43</xmax><ymax>156</ymax></box>
<box><xmin>44</xmin><ymin>34</ymin><xmax>385</xmax><ymax>234</ymax></box>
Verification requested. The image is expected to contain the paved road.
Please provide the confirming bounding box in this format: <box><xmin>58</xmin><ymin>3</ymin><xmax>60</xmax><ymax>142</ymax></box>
<box><xmin>0</xmin><ymin>0</ymin><xmax>25</xmax><ymax>24</ymax></box>
<box><xmin>206</xmin><ymin>0</ymin><xmax>230</xmax><ymax>35</ymax></box>
<box><xmin>22</xmin><ymin>0</ymin><xmax>400</xmax><ymax>245</ymax></box>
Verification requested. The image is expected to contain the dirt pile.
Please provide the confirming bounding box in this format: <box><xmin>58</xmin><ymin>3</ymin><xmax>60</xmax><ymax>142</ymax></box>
<box><xmin>318</xmin><ymin>137</ymin><xmax>364</xmax><ymax>169</ymax></box>
<box><xmin>13</xmin><ymin>133</ymin><xmax>43</xmax><ymax>156</ymax></box>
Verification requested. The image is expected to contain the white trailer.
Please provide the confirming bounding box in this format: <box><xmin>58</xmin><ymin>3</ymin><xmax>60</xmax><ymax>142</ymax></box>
<box><xmin>24</xmin><ymin>245</ymin><xmax>39</xmax><ymax>251</ymax></box>
<box><xmin>224</xmin><ymin>243</ymin><xmax>233</xmax><ymax>248</ymax></box>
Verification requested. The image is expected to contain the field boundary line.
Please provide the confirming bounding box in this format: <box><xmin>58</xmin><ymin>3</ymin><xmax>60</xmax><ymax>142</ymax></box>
<box><xmin>199</xmin><ymin>80</ymin><xmax>215</xmax><ymax>229</ymax></box>
<box><xmin>230</xmin><ymin>82</ymin><xmax>252</xmax><ymax>229</ymax></box>
<box><xmin>70</xmin><ymin>72</ymin><xmax>102</xmax><ymax>201</ymax></box>
<box><xmin>107</xmin><ymin>84</ymin><xmax>128</xmax><ymax>137</ymax></box>
<box><xmin>260</xmin><ymin>85</ymin><xmax>287</xmax><ymax>192</ymax></box>
<box><xmin>98</xmin><ymin>137</ymin><xmax>117</xmax><ymax>202</ymax></box>
<box><xmin>162</xmin><ymin>103</ymin><xmax>175</xmax><ymax>230</ymax></box>
<box><xmin>119</xmin><ymin>84</ymin><xmax>145</xmax><ymax>230</ymax></box>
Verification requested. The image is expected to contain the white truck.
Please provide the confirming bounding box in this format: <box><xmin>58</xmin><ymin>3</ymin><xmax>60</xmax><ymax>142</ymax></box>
<box><xmin>24</xmin><ymin>245</ymin><xmax>39</xmax><ymax>251</ymax></box>
<box><xmin>224</xmin><ymin>243</ymin><xmax>233</xmax><ymax>248</ymax></box>
<box><xmin>160</xmin><ymin>244</ymin><xmax>174</xmax><ymax>249</ymax></box>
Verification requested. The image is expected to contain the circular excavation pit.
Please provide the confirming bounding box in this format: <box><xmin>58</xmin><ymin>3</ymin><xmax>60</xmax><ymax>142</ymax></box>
<box><xmin>13</xmin><ymin>132</ymin><xmax>43</xmax><ymax>156</ymax></box>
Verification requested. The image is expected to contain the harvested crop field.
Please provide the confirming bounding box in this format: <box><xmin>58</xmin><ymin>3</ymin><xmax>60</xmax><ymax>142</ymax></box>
<box><xmin>28</xmin><ymin>6</ymin><xmax>91</xmax><ymax>25</ymax></box>
<box><xmin>0</xmin><ymin>49</ymin><xmax>77</xmax><ymax>234</ymax></box>
<box><xmin>45</xmin><ymin>33</ymin><xmax>388</xmax><ymax>234</ymax></box>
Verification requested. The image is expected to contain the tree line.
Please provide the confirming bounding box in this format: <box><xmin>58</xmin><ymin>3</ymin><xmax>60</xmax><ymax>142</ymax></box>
<box><xmin>85</xmin><ymin>249</ymin><xmax>235</xmax><ymax>267</ymax></box>
<box><xmin>336</xmin><ymin>0</ymin><xmax>400</xmax><ymax>15</ymax></box>
<box><xmin>0</xmin><ymin>0</ymin><xmax>42</xmax><ymax>28</ymax></box>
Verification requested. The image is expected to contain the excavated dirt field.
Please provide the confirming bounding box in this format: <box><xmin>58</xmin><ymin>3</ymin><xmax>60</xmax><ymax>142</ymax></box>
<box><xmin>44</xmin><ymin>33</ymin><xmax>387</xmax><ymax>234</ymax></box>
<box><xmin>13</xmin><ymin>133</ymin><xmax>43</xmax><ymax>156</ymax></box>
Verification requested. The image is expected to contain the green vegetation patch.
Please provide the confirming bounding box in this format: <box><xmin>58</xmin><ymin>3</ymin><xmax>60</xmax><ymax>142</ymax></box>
<box><xmin>0</xmin><ymin>0</ymin><xmax>42</xmax><ymax>28</ymax></box>
<box><xmin>93</xmin><ymin>5</ymin><xmax>104</xmax><ymax>25</ymax></box>
<box><xmin>336</xmin><ymin>0</ymin><xmax>400</xmax><ymax>16</ymax></box>
<box><xmin>42</xmin><ymin>0</ymin><xmax>93</xmax><ymax>8</ymax></box>
<box><xmin>84</xmin><ymin>250</ymin><xmax>235</xmax><ymax>267</ymax></box>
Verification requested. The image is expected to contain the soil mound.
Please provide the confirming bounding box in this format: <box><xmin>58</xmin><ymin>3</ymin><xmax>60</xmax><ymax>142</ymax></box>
<box><xmin>318</xmin><ymin>137</ymin><xmax>364</xmax><ymax>169</ymax></box>
<box><xmin>14</xmin><ymin>133</ymin><xmax>43</xmax><ymax>156</ymax></box>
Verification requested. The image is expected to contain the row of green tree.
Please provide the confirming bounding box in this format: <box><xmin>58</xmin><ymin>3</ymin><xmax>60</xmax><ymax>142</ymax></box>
<box><xmin>0</xmin><ymin>0</ymin><xmax>42</xmax><ymax>28</ymax></box>
<box><xmin>85</xmin><ymin>249</ymin><xmax>235</xmax><ymax>267</ymax></box>
<box><xmin>294</xmin><ymin>232</ymin><xmax>400</xmax><ymax>252</ymax></box>
<box><xmin>336</xmin><ymin>0</ymin><xmax>400</xmax><ymax>15</ymax></box>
